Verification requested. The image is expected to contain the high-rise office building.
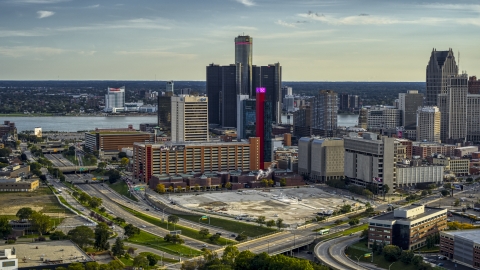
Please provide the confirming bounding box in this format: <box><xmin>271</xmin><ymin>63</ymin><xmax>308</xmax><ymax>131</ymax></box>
<box><xmin>281</xmin><ymin>86</ymin><xmax>292</xmax><ymax>98</ymax></box>
<box><xmin>166</xmin><ymin>81</ymin><xmax>174</xmax><ymax>94</ymax></box>
<box><xmin>236</xmin><ymin>95</ymin><xmax>251</xmax><ymax>140</ymax></box>
<box><xmin>255</xmin><ymin>87</ymin><xmax>273</xmax><ymax>169</ymax></box>
<box><xmin>104</xmin><ymin>86</ymin><xmax>125</xmax><ymax>113</ymax></box>
<box><xmin>171</xmin><ymin>95</ymin><xmax>209</xmax><ymax>142</ymax></box>
<box><xmin>313</xmin><ymin>90</ymin><xmax>338</xmax><ymax>137</ymax></box>
<box><xmin>367</xmin><ymin>106</ymin><xmax>402</xmax><ymax>131</ymax></box>
<box><xmin>221</xmin><ymin>64</ymin><xmax>238</xmax><ymax>127</ymax></box>
<box><xmin>349</xmin><ymin>95</ymin><xmax>360</xmax><ymax>109</ymax></box>
<box><xmin>235</xmin><ymin>35</ymin><xmax>253</xmax><ymax>96</ymax></box>
<box><xmin>468</xmin><ymin>76</ymin><xmax>480</xmax><ymax>94</ymax></box>
<box><xmin>398</xmin><ymin>90</ymin><xmax>424</xmax><ymax>139</ymax></box>
<box><xmin>253</xmin><ymin>63</ymin><xmax>282</xmax><ymax>123</ymax></box>
<box><xmin>283</xmin><ymin>95</ymin><xmax>294</xmax><ymax>112</ymax></box>
<box><xmin>293</xmin><ymin>105</ymin><xmax>313</xmax><ymax>138</ymax></box>
<box><xmin>426</xmin><ymin>48</ymin><xmax>458</xmax><ymax>106</ymax></box>
<box><xmin>416</xmin><ymin>106</ymin><xmax>441</xmax><ymax>143</ymax></box>
<box><xmin>157</xmin><ymin>81</ymin><xmax>174</xmax><ymax>130</ymax></box>
<box><xmin>206</xmin><ymin>64</ymin><xmax>222</xmax><ymax>125</ymax></box>
<box><xmin>438</xmin><ymin>74</ymin><xmax>468</xmax><ymax>144</ymax></box>
<box><xmin>467</xmin><ymin>94</ymin><xmax>480</xmax><ymax>142</ymax></box>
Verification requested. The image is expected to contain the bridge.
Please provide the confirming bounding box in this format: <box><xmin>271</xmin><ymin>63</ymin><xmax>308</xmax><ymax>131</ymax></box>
<box><xmin>55</xmin><ymin>166</ymin><xmax>98</xmax><ymax>173</ymax></box>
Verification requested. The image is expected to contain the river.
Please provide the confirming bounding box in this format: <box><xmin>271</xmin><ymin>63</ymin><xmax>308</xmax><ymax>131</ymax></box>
<box><xmin>1</xmin><ymin>114</ymin><xmax>359</xmax><ymax>132</ymax></box>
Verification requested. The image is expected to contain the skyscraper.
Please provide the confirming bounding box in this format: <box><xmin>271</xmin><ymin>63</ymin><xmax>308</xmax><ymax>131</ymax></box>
<box><xmin>221</xmin><ymin>64</ymin><xmax>238</xmax><ymax>127</ymax></box>
<box><xmin>437</xmin><ymin>74</ymin><xmax>468</xmax><ymax>144</ymax></box>
<box><xmin>416</xmin><ymin>106</ymin><xmax>441</xmax><ymax>143</ymax></box>
<box><xmin>104</xmin><ymin>86</ymin><xmax>125</xmax><ymax>113</ymax></box>
<box><xmin>313</xmin><ymin>90</ymin><xmax>338</xmax><ymax>137</ymax></box>
<box><xmin>426</xmin><ymin>48</ymin><xmax>458</xmax><ymax>106</ymax></box>
<box><xmin>171</xmin><ymin>95</ymin><xmax>209</xmax><ymax>142</ymax></box>
<box><xmin>253</xmin><ymin>63</ymin><xmax>282</xmax><ymax>123</ymax></box>
<box><xmin>235</xmin><ymin>35</ymin><xmax>252</xmax><ymax>96</ymax></box>
<box><xmin>157</xmin><ymin>81</ymin><xmax>174</xmax><ymax>130</ymax></box>
<box><xmin>206</xmin><ymin>64</ymin><xmax>222</xmax><ymax>125</ymax></box>
<box><xmin>166</xmin><ymin>81</ymin><xmax>174</xmax><ymax>94</ymax></box>
<box><xmin>398</xmin><ymin>90</ymin><xmax>424</xmax><ymax>139</ymax></box>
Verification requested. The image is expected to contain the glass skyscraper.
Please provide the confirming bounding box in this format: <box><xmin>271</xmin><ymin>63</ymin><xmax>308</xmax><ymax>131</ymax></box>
<box><xmin>235</xmin><ymin>35</ymin><xmax>252</xmax><ymax>97</ymax></box>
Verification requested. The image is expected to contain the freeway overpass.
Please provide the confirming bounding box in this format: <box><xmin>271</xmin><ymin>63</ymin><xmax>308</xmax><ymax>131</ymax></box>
<box><xmin>55</xmin><ymin>165</ymin><xmax>98</xmax><ymax>173</ymax></box>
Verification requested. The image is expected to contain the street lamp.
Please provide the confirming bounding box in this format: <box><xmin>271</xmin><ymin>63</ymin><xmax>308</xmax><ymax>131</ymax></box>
<box><xmin>389</xmin><ymin>261</ymin><xmax>395</xmax><ymax>270</ymax></box>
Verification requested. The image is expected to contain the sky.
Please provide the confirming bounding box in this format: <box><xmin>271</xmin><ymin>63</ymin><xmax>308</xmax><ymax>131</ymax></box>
<box><xmin>1</xmin><ymin>0</ymin><xmax>480</xmax><ymax>81</ymax></box>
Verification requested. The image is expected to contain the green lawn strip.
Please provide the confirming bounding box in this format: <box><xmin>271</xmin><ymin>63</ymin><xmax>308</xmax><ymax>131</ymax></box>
<box><xmin>139</xmin><ymin>252</ymin><xmax>179</xmax><ymax>263</ymax></box>
<box><xmin>418</xmin><ymin>246</ymin><xmax>440</xmax><ymax>253</ymax></box>
<box><xmin>319</xmin><ymin>223</ymin><xmax>368</xmax><ymax>241</ymax></box>
<box><xmin>119</xmin><ymin>257</ymin><xmax>133</xmax><ymax>266</ymax></box>
<box><xmin>58</xmin><ymin>196</ymin><xmax>82</xmax><ymax>214</ymax></box>
<box><xmin>126</xmin><ymin>230</ymin><xmax>202</xmax><ymax>257</ymax></box>
<box><xmin>108</xmin><ymin>181</ymin><xmax>138</xmax><ymax>202</ymax></box>
<box><xmin>120</xmin><ymin>206</ymin><xmax>235</xmax><ymax>245</ymax></box>
<box><xmin>346</xmin><ymin>239</ymin><xmax>417</xmax><ymax>270</ymax></box>
<box><xmin>174</xmin><ymin>214</ymin><xmax>276</xmax><ymax>238</ymax></box>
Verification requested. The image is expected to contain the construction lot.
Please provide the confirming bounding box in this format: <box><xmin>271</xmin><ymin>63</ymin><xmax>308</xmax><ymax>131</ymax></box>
<box><xmin>0</xmin><ymin>187</ymin><xmax>68</xmax><ymax>216</ymax></box>
<box><xmin>170</xmin><ymin>187</ymin><xmax>366</xmax><ymax>226</ymax></box>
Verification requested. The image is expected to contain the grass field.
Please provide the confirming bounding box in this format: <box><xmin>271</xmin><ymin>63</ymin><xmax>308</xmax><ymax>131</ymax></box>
<box><xmin>109</xmin><ymin>181</ymin><xmax>138</xmax><ymax>202</ymax></box>
<box><xmin>120</xmin><ymin>206</ymin><xmax>235</xmax><ymax>245</ymax></box>
<box><xmin>139</xmin><ymin>252</ymin><xmax>179</xmax><ymax>263</ymax></box>
<box><xmin>126</xmin><ymin>230</ymin><xmax>202</xmax><ymax>257</ymax></box>
<box><xmin>175</xmin><ymin>214</ymin><xmax>276</xmax><ymax>238</ymax></box>
<box><xmin>0</xmin><ymin>187</ymin><xmax>68</xmax><ymax>215</ymax></box>
<box><xmin>319</xmin><ymin>223</ymin><xmax>369</xmax><ymax>241</ymax></box>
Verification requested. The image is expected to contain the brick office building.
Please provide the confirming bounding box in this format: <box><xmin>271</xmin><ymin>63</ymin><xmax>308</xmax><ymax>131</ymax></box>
<box><xmin>440</xmin><ymin>230</ymin><xmax>480</xmax><ymax>269</ymax></box>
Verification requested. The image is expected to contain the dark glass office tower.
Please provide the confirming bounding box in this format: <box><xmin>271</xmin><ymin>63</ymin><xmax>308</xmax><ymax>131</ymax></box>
<box><xmin>221</xmin><ymin>64</ymin><xmax>238</xmax><ymax>127</ymax></box>
<box><xmin>426</xmin><ymin>48</ymin><xmax>458</xmax><ymax>106</ymax></box>
<box><xmin>206</xmin><ymin>64</ymin><xmax>222</xmax><ymax>125</ymax></box>
<box><xmin>235</xmin><ymin>35</ymin><xmax>252</xmax><ymax>96</ymax></box>
<box><xmin>259</xmin><ymin>63</ymin><xmax>282</xmax><ymax>124</ymax></box>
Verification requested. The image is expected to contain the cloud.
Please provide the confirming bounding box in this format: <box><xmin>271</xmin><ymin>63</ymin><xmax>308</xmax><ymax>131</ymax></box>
<box><xmin>298</xmin><ymin>12</ymin><xmax>449</xmax><ymax>26</ymax></box>
<box><xmin>57</xmin><ymin>18</ymin><xmax>171</xmax><ymax>31</ymax></box>
<box><xmin>0</xmin><ymin>29</ymin><xmax>48</xmax><ymax>37</ymax></box>
<box><xmin>37</xmin><ymin>10</ymin><xmax>55</xmax><ymax>19</ymax></box>
<box><xmin>236</xmin><ymin>0</ymin><xmax>255</xmax><ymax>7</ymax></box>
<box><xmin>259</xmin><ymin>29</ymin><xmax>335</xmax><ymax>39</ymax></box>
<box><xmin>78</xmin><ymin>51</ymin><xmax>96</xmax><ymax>56</ymax></box>
<box><xmin>421</xmin><ymin>3</ymin><xmax>480</xmax><ymax>13</ymax></box>
<box><xmin>87</xmin><ymin>4</ymin><xmax>99</xmax><ymax>8</ymax></box>
<box><xmin>0</xmin><ymin>46</ymin><xmax>65</xmax><ymax>57</ymax></box>
<box><xmin>11</xmin><ymin>0</ymin><xmax>68</xmax><ymax>3</ymax></box>
<box><xmin>275</xmin><ymin>20</ymin><xmax>297</xmax><ymax>28</ymax></box>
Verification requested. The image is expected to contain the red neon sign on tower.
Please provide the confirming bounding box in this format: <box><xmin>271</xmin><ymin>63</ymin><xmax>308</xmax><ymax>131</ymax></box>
<box><xmin>256</xmin><ymin>87</ymin><xmax>266</xmax><ymax>169</ymax></box>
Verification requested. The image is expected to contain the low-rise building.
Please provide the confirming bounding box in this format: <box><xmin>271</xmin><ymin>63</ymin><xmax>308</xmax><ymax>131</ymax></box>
<box><xmin>396</xmin><ymin>161</ymin><xmax>443</xmax><ymax>187</ymax></box>
<box><xmin>440</xmin><ymin>230</ymin><xmax>480</xmax><ymax>269</ymax></box>
<box><xmin>0</xmin><ymin>165</ymin><xmax>30</xmax><ymax>178</ymax></box>
<box><xmin>454</xmin><ymin>146</ymin><xmax>479</xmax><ymax>158</ymax></box>
<box><xmin>412</xmin><ymin>142</ymin><xmax>456</xmax><ymax>159</ymax></box>
<box><xmin>429</xmin><ymin>156</ymin><xmax>470</xmax><ymax>176</ymax></box>
<box><xmin>84</xmin><ymin>127</ymin><xmax>153</xmax><ymax>155</ymax></box>
<box><xmin>0</xmin><ymin>177</ymin><xmax>39</xmax><ymax>192</ymax></box>
<box><xmin>368</xmin><ymin>205</ymin><xmax>447</xmax><ymax>250</ymax></box>
<box><xmin>298</xmin><ymin>137</ymin><xmax>344</xmax><ymax>182</ymax></box>
<box><xmin>0</xmin><ymin>248</ymin><xmax>18</xmax><ymax>270</ymax></box>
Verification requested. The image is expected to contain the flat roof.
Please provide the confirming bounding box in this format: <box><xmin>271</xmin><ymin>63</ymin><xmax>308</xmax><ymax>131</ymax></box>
<box><xmin>371</xmin><ymin>206</ymin><xmax>445</xmax><ymax>222</ymax></box>
<box><xmin>135</xmin><ymin>140</ymin><xmax>251</xmax><ymax>147</ymax></box>
<box><xmin>443</xmin><ymin>230</ymin><xmax>480</xmax><ymax>244</ymax></box>
<box><xmin>1</xmin><ymin>240</ymin><xmax>92</xmax><ymax>268</ymax></box>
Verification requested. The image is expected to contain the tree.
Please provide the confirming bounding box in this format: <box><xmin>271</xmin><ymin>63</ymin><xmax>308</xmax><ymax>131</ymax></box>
<box><xmin>164</xmin><ymin>234</ymin><xmax>184</xmax><ymax>244</ymax></box>
<box><xmin>107</xmin><ymin>169</ymin><xmax>121</xmax><ymax>184</ymax></box>
<box><xmin>234</xmin><ymin>250</ymin><xmax>255</xmax><ymax>270</ymax></box>
<box><xmin>421</xmin><ymin>190</ymin><xmax>428</xmax><ymax>196</ymax></box>
<box><xmin>156</xmin><ymin>184</ymin><xmax>166</xmax><ymax>194</ymax></box>
<box><xmin>89</xmin><ymin>197</ymin><xmax>102</xmax><ymax>208</ymax></box>
<box><xmin>85</xmin><ymin>262</ymin><xmax>100</xmax><ymax>270</ymax></box>
<box><xmin>16</xmin><ymin>207</ymin><xmax>34</xmax><ymax>220</ymax></box>
<box><xmin>279</xmin><ymin>178</ymin><xmax>287</xmax><ymax>187</ymax></box>
<box><xmin>168</xmin><ymin>215</ymin><xmax>179</xmax><ymax>225</ymax></box>
<box><xmin>20</xmin><ymin>153</ymin><xmax>27</xmax><ymax>161</ymax></box>
<box><xmin>276</xmin><ymin>218</ymin><xmax>283</xmax><ymax>230</ymax></box>
<box><xmin>168</xmin><ymin>186</ymin><xmax>174</xmax><ymax>193</ymax></box>
<box><xmin>400</xmin><ymin>250</ymin><xmax>415</xmax><ymax>264</ymax></box>
<box><xmin>222</xmin><ymin>245</ymin><xmax>240</xmax><ymax>265</ymax></box>
<box><xmin>266</xmin><ymin>220</ymin><xmax>275</xmax><ymax>228</ymax></box>
<box><xmin>441</xmin><ymin>189</ymin><xmax>450</xmax><ymax>197</ymax></box>
<box><xmin>225</xmin><ymin>182</ymin><xmax>232</xmax><ymax>189</ymax></box>
<box><xmin>466</xmin><ymin>177</ymin><xmax>474</xmax><ymax>183</ymax></box>
<box><xmin>443</xmin><ymin>183</ymin><xmax>452</xmax><ymax>189</ymax></box>
<box><xmin>31</xmin><ymin>211</ymin><xmax>51</xmax><ymax>236</ymax></box>
<box><xmin>348</xmin><ymin>218</ymin><xmax>359</xmax><ymax>226</ymax></box>
<box><xmin>124</xmin><ymin>224</ymin><xmax>140</xmax><ymax>238</ymax></box>
<box><xmin>260</xmin><ymin>179</ymin><xmax>269</xmax><ymax>187</ymax></box>
<box><xmin>235</xmin><ymin>234</ymin><xmax>247</xmax><ymax>241</ymax></box>
<box><xmin>256</xmin><ymin>216</ymin><xmax>266</xmax><ymax>226</ymax></box>
<box><xmin>94</xmin><ymin>223</ymin><xmax>110</xmax><ymax>251</ymax></box>
<box><xmin>176</xmin><ymin>185</ymin><xmax>183</xmax><ymax>192</ymax></box>
<box><xmin>120</xmin><ymin>157</ymin><xmax>129</xmax><ymax>167</ymax></box>
<box><xmin>68</xmin><ymin>226</ymin><xmax>94</xmax><ymax>249</ymax></box>
<box><xmin>340</xmin><ymin>204</ymin><xmax>352</xmax><ymax>213</ymax></box>
<box><xmin>0</xmin><ymin>217</ymin><xmax>12</xmax><ymax>238</ymax></box>
<box><xmin>412</xmin><ymin>255</ymin><xmax>423</xmax><ymax>266</ymax></box>
<box><xmin>268</xmin><ymin>179</ymin><xmax>274</xmax><ymax>187</ymax></box>
<box><xmin>68</xmin><ymin>262</ymin><xmax>85</xmax><ymax>270</ymax></box>
<box><xmin>209</xmin><ymin>233</ymin><xmax>220</xmax><ymax>243</ymax></box>
<box><xmin>199</xmin><ymin>228</ymin><xmax>210</xmax><ymax>238</ymax></box>
<box><xmin>383</xmin><ymin>184</ymin><xmax>390</xmax><ymax>199</ymax></box>
<box><xmin>50</xmin><ymin>230</ymin><xmax>67</xmax><ymax>240</ymax></box>
<box><xmin>98</xmin><ymin>162</ymin><xmax>107</xmax><ymax>170</ymax></box>
<box><xmin>133</xmin><ymin>255</ymin><xmax>149</xmax><ymax>269</ymax></box>
<box><xmin>360</xmin><ymin>229</ymin><xmax>368</xmax><ymax>238</ymax></box>
<box><xmin>146</xmin><ymin>253</ymin><xmax>158</xmax><ymax>267</ymax></box>
<box><xmin>108</xmin><ymin>260</ymin><xmax>124</xmax><ymax>270</ymax></box>
<box><xmin>383</xmin><ymin>245</ymin><xmax>402</xmax><ymax>262</ymax></box>
<box><xmin>118</xmin><ymin>152</ymin><xmax>127</xmax><ymax>159</ymax></box>
<box><xmin>454</xmin><ymin>199</ymin><xmax>460</xmax><ymax>207</ymax></box>
<box><xmin>111</xmin><ymin>237</ymin><xmax>125</xmax><ymax>257</ymax></box>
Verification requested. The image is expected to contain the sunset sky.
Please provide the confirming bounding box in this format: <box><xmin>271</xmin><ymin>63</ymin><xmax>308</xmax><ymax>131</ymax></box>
<box><xmin>1</xmin><ymin>0</ymin><xmax>479</xmax><ymax>81</ymax></box>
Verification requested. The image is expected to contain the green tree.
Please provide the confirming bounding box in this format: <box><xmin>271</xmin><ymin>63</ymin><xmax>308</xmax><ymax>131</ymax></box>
<box><xmin>68</xmin><ymin>262</ymin><xmax>85</xmax><ymax>270</ymax></box>
<box><xmin>400</xmin><ymin>250</ymin><xmax>415</xmax><ymax>264</ymax></box>
<box><xmin>0</xmin><ymin>217</ymin><xmax>12</xmax><ymax>238</ymax></box>
<box><xmin>235</xmin><ymin>234</ymin><xmax>247</xmax><ymax>241</ymax></box>
<box><xmin>68</xmin><ymin>226</ymin><xmax>94</xmax><ymax>249</ymax></box>
<box><xmin>133</xmin><ymin>255</ymin><xmax>149</xmax><ymax>269</ymax></box>
<box><xmin>146</xmin><ymin>253</ymin><xmax>158</xmax><ymax>266</ymax></box>
<box><xmin>120</xmin><ymin>157</ymin><xmax>129</xmax><ymax>167</ymax></box>
<box><xmin>266</xmin><ymin>220</ymin><xmax>275</xmax><ymax>228</ymax></box>
<box><xmin>234</xmin><ymin>250</ymin><xmax>255</xmax><ymax>270</ymax></box>
<box><xmin>94</xmin><ymin>223</ymin><xmax>110</xmax><ymax>251</ymax></box>
<box><xmin>225</xmin><ymin>182</ymin><xmax>232</xmax><ymax>189</ymax></box>
<box><xmin>441</xmin><ymin>189</ymin><xmax>450</xmax><ymax>197</ymax></box>
<box><xmin>348</xmin><ymin>218</ymin><xmax>359</xmax><ymax>226</ymax></box>
<box><xmin>383</xmin><ymin>245</ymin><xmax>402</xmax><ymax>262</ymax></box>
<box><xmin>16</xmin><ymin>207</ymin><xmax>34</xmax><ymax>220</ymax></box>
<box><xmin>85</xmin><ymin>261</ymin><xmax>100</xmax><ymax>270</ymax></box>
<box><xmin>412</xmin><ymin>255</ymin><xmax>423</xmax><ymax>266</ymax></box>
<box><xmin>98</xmin><ymin>162</ymin><xmax>107</xmax><ymax>170</ymax></box>
<box><xmin>111</xmin><ymin>237</ymin><xmax>125</xmax><ymax>257</ymax></box>
<box><xmin>279</xmin><ymin>178</ymin><xmax>287</xmax><ymax>187</ymax></box>
<box><xmin>124</xmin><ymin>224</ymin><xmax>140</xmax><ymax>238</ymax></box>
<box><xmin>156</xmin><ymin>184</ymin><xmax>166</xmax><ymax>194</ymax></box>
<box><xmin>360</xmin><ymin>229</ymin><xmax>368</xmax><ymax>238</ymax></box>
<box><xmin>31</xmin><ymin>211</ymin><xmax>51</xmax><ymax>236</ymax></box>
<box><xmin>50</xmin><ymin>230</ymin><xmax>68</xmax><ymax>240</ymax></box>
<box><xmin>118</xmin><ymin>152</ymin><xmax>127</xmax><ymax>159</ymax></box>
<box><xmin>443</xmin><ymin>183</ymin><xmax>452</xmax><ymax>189</ymax></box>
<box><xmin>256</xmin><ymin>216</ymin><xmax>266</xmax><ymax>226</ymax></box>
<box><xmin>168</xmin><ymin>215</ymin><xmax>179</xmax><ymax>225</ymax></box>
<box><xmin>454</xmin><ymin>199</ymin><xmax>460</xmax><ymax>207</ymax></box>
<box><xmin>421</xmin><ymin>190</ymin><xmax>428</xmax><ymax>196</ymax></box>
<box><xmin>222</xmin><ymin>245</ymin><xmax>240</xmax><ymax>265</ymax></box>
<box><xmin>276</xmin><ymin>218</ymin><xmax>283</xmax><ymax>230</ymax></box>
<box><xmin>89</xmin><ymin>197</ymin><xmax>103</xmax><ymax>208</ymax></box>
<box><xmin>209</xmin><ymin>233</ymin><xmax>220</xmax><ymax>243</ymax></box>
<box><xmin>199</xmin><ymin>228</ymin><xmax>210</xmax><ymax>238</ymax></box>
<box><xmin>383</xmin><ymin>184</ymin><xmax>390</xmax><ymax>199</ymax></box>
<box><xmin>340</xmin><ymin>204</ymin><xmax>352</xmax><ymax>213</ymax></box>
<box><xmin>260</xmin><ymin>179</ymin><xmax>269</xmax><ymax>187</ymax></box>
<box><xmin>108</xmin><ymin>260</ymin><xmax>124</xmax><ymax>270</ymax></box>
<box><xmin>268</xmin><ymin>179</ymin><xmax>274</xmax><ymax>187</ymax></box>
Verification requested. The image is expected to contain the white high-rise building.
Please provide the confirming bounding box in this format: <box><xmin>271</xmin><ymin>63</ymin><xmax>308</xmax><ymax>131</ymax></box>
<box><xmin>171</xmin><ymin>95</ymin><xmax>209</xmax><ymax>142</ymax></box>
<box><xmin>283</xmin><ymin>95</ymin><xmax>295</xmax><ymax>112</ymax></box>
<box><xmin>416</xmin><ymin>106</ymin><xmax>441</xmax><ymax>143</ymax></box>
<box><xmin>104</xmin><ymin>86</ymin><xmax>125</xmax><ymax>113</ymax></box>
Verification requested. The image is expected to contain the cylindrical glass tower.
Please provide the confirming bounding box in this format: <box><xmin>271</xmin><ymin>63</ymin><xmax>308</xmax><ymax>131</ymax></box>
<box><xmin>235</xmin><ymin>35</ymin><xmax>252</xmax><ymax>97</ymax></box>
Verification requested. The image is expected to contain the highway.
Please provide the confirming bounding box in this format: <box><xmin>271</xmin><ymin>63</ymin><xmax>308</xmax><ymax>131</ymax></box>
<box><xmin>45</xmin><ymin>153</ymin><xmax>74</xmax><ymax>167</ymax></box>
<box><xmin>315</xmin><ymin>235</ymin><xmax>370</xmax><ymax>270</ymax></box>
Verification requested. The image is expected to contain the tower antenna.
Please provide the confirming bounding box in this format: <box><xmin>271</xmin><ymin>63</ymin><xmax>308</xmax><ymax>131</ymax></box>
<box><xmin>458</xmin><ymin>51</ymin><xmax>460</xmax><ymax>73</ymax></box>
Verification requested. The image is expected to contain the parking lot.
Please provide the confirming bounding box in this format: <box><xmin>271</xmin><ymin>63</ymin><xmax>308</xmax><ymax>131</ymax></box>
<box><xmin>422</xmin><ymin>254</ymin><xmax>475</xmax><ymax>270</ymax></box>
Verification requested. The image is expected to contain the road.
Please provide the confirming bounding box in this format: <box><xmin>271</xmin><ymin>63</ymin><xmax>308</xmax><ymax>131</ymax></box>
<box><xmin>315</xmin><ymin>235</ymin><xmax>370</xmax><ymax>270</ymax></box>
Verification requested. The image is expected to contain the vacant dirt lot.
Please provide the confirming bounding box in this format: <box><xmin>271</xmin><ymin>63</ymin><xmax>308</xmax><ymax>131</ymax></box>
<box><xmin>0</xmin><ymin>187</ymin><xmax>67</xmax><ymax>216</ymax></box>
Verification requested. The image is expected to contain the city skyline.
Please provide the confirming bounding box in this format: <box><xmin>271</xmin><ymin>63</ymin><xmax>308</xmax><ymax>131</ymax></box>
<box><xmin>1</xmin><ymin>0</ymin><xmax>480</xmax><ymax>81</ymax></box>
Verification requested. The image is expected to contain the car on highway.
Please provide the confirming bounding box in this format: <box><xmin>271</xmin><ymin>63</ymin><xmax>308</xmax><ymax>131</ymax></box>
<box><xmin>142</xmin><ymin>225</ymin><xmax>146</xmax><ymax>228</ymax></box>
<box><xmin>230</xmin><ymin>234</ymin><xmax>236</xmax><ymax>237</ymax></box>
<box><xmin>145</xmin><ymin>208</ymin><xmax>149</xmax><ymax>211</ymax></box>
<box><xmin>201</xmin><ymin>244</ymin><xmax>208</xmax><ymax>247</ymax></box>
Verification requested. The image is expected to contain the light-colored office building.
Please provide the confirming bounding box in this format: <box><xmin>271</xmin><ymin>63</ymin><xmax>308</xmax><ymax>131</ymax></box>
<box><xmin>396</xmin><ymin>162</ymin><xmax>443</xmax><ymax>187</ymax></box>
<box><xmin>438</xmin><ymin>74</ymin><xmax>468</xmax><ymax>144</ymax></box>
<box><xmin>430</xmin><ymin>156</ymin><xmax>470</xmax><ymax>176</ymax></box>
<box><xmin>399</xmin><ymin>90</ymin><xmax>424</xmax><ymax>139</ymax></box>
<box><xmin>367</xmin><ymin>106</ymin><xmax>402</xmax><ymax>131</ymax></box>
<box><xmin>344</xmin><ymin>132</ymin><xmax>396</xmax><ymax>192</ymax></box>
<box><xmin>312</xmin><ymin>90</ymin><xmax>338</xmax><ymax>137</ymax></box>
<box><xmin>104</xmin><ymin>86</ymin><xmax>125</xmax><ymax>113</ymax></box>
<box><xmin>298</xmin><ymin>137</ymin><xmax>344</xmax><ymax>182</ymax></box>
<box><xmin>416</xmin><ymin>106</ymin><xmax>441</xmax><ymax>143</ymax></box>
<box><xmin>440</xmin><ymin>230</ymin><xmax>480</xmax><ymax>268</ymax></box>
<box><xmin>171</xmin><ymin>95</ymin><xmax>209</xmax><ymax>142</ymax></box>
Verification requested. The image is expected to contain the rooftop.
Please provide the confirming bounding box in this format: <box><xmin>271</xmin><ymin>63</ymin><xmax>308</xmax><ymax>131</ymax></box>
<box><xmin>371</xmin><ymin>206</ymin><xmax>445</xmax><ymax>222</ymax></box>
<box><xmin>443</xmin><ymin>230</ymin><xmax>480</xmax><ymax>244</ymax></box>
<box><xmin>135</xmin><ymin>140</ymin><xmax>251</xmax><ymax>147</ymax></box>
<box><xmin>0</xmin><ymin>240</ymin><xmax>92</xmax><ymax>268</ymax></box>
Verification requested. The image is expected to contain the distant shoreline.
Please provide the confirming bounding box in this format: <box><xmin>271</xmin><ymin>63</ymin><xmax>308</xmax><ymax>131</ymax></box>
<box><xmin>0</xmin><ymin>114</ymin><xmax>158</xmax><ymax>117</ymax></box>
